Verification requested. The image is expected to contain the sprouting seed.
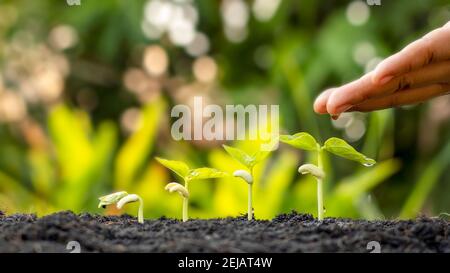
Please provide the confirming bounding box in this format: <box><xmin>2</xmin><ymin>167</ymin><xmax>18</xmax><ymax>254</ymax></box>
<box><xmin>98</xmin><ymin>191</ymin><xmax>144</xmax><ymax>223</ymax></box>
<box><xmin>165</xmin><ymin>182</ymin><xmax>189</xmax><ymax>222</ymax></box>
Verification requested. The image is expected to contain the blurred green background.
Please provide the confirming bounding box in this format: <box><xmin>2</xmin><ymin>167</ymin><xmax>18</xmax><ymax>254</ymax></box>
<box><xmin>0</xmin><ymin>0</ymin><xmax>449</xmax><ymax>220</ymax></box>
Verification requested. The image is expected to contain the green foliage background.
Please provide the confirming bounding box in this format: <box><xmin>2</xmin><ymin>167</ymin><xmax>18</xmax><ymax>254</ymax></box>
<box><xmin>0</xmin><ymin>0</ymin><xmax>449</xmax><ymax>220</ymax></box>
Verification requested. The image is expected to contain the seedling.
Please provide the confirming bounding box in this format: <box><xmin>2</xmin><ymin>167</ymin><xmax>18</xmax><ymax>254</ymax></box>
<box><xmin>222</xmin><ymin>145</ymin><xmax>271</xmax><ymax>220</ymax></box>
<box><xmin>156</xmin><ymin>157</ymin><xmax>228</xmax><ymax>222</ymax></box>
<box><xmin>164</xmin><ymin>182</ymin><xmax>189</xmax><ymax>222</ymax></box>
<box><xmin>98</xmin><ymin>191</ymin><xmax>144</xmax><ymax>223</ymax></box>
<box><xmin>280</xmin><ymin>133</ymin><xmax>375</xmax><ymax>220</ymax></box>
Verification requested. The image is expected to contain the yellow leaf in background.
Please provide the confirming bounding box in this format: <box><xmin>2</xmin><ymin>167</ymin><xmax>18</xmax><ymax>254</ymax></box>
<box><xmin>28</xmin><ymin>150</ymin><xmax>55</xmax><ymax>197</ymax></box>
<box><xmin>48</xmin><ymin>104</ymin><xmax>117</xmax><ymax>212</ymax></box>
<box><xmin>115</xmin><ymin>98</ymin><xmax>166</xmax><ymax>190</ymax></box>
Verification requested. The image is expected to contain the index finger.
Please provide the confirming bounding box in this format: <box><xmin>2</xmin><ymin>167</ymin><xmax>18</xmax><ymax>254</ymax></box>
<box><xmin>372</xmin><ymin>24</ymin><xmax>450</xmax><ymax>85</ymax></box>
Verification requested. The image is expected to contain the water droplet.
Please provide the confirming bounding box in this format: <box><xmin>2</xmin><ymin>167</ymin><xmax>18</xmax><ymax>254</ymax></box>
<box><xmin>363</xmin><ymin>162</ymin><xmax>374</xmax><ymax>167</ymax></box>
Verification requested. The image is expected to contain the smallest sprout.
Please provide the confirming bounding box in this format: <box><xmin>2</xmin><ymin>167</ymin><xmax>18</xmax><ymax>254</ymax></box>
<box><xmin>98</xmin><ymin>191</ymin><xmax>144</xmax><ymax>224</ymax></box>
<box><xmin>98</xmin><ymin>191</ymin><xmax>128</xmax><ymax>209</ymax></box>
<box><xmin>165</xmin><ymin>182</ymin><xmax>189</xmax><ymax>222</ymax></box>
<box><xmin>298</xmin><ymin>164</ymin><xmax>325</xmax><ymax>180</ymax></box>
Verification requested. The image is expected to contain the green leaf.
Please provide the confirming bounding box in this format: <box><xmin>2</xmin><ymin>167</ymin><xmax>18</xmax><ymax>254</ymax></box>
<box><xmin>252</xmin><ymin>150</ymin><xmax>271</xmax><ymax>165</ymax></box>
<box><xmin>222</xmin><ymin>145</ymin><xmax>254</xmax><ymax>169</ymax></box>
<box><xmin>155</xmin><ymin>157</ymin><xmax>190</xmax><ymax>179</ymax></box>
<box><xmin>186</xmin><ymin>168</ymin><xmax>229</xmax><ymax>181</ymax></box>
<box><xmin>323</xmin><ymin>137</ymin><xmax>376</xmax><ymax>166</ymax></box>
<box><xmin>279</xmin><ymin>132</ymin><xmax>319</xmax><ymax>151</ymax></box>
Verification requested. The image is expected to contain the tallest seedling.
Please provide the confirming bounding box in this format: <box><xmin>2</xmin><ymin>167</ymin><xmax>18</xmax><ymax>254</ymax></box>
<box><xmin>280</xmin><ymin>133</ymin><xmax>375</xmax><ymax>220</ymax></box>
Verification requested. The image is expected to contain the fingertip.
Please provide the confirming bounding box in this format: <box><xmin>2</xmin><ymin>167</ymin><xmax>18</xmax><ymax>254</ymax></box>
<box><xmin>314</xmin><ymin>89</ymin><xmax>334</xmax><ymax>114</ymax></box>
<box><xmin>313</xmin><ymin>103</ymin><xmax>325</xmax><ymax>114</ymax></box>
<box><xmin>326</xmin><ymin>91</ymin><xmax>352</xmax><ymax>115</ymax></box>
<box><xmin>313</xmin><ymin>98</ymin><xmax>328</xmax><ymax>114</ymax></box>
<box><xmin>325</xmin><ymin>91</ymin><xmax>339</xmax><ymax>115</ymax></box>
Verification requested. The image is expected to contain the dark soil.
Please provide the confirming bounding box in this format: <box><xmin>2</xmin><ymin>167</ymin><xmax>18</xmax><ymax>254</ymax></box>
<box><xmin>0</xmin><ymin>211</ymin><xmax>448</xmax><ymax>253</ymax></box>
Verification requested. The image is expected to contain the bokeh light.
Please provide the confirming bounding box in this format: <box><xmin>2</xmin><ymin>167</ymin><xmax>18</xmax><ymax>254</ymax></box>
<box><xmin>221</xmin><ymin>0</ymin><xmax>249</xmax><ymax>43</ymax></box>
<box><xmin>365</xmin><ymin>57</ymin><xmax>383</xmax><ymax>73</ymax></box>
<box><xmin>344</xmin><ymin>118</ymin><xmax>366</xmax><ymax>142</ymax></box>
<box><xmin>346</xmin><ymin>1</ymin><xmax>370</xmax><ymax>26</ymax></box>
<box><xmin>353</xmin><ymin>41</ymin><xmax>376</xmax><ymax>66</ymax></box>
<box><xmin>121</xmin><ymin>107</ymin><xmax>142</xmax><ymax>134</ymax></box>
<box><xmin>48</xmin><ymin>25</ymin><xmax>78</xmax><ymax>51</ymax></box>
<box><xmin>193</xmin><ymin>56</ymin><xmax>218</xmax><ymax>83</ymax></box>
<box><xmin>252</xmin><ymin>0</ymin><xmax>281</xmax><ymax>22</ymax></box>
<box><xmin>332</xmin><ymin>113</ymin><xmax>367</xmax><ymax>142</ymax></box>
<box><xmin>0</xmin><ymin>91</ymin><xmax>26</xmax><ymax>123</ymax></box>
<box><xmin>186</xmin><ymin>32</ymin><xmax>210</xmax><ymax>57</ymax></box>
<box><xmin>143</xmin><ymin>0</ymin><xmax>199</xmax><ymax>48</ymax></box>
<box><xmin>143</xmin><ymin>45</ymin><xmax>169</xmax><ymax>77</ymax></box>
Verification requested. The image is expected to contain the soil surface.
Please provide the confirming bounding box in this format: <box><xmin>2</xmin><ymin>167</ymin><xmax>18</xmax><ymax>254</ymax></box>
<box><xmin>0</xmin><ymin>211</ymin><xmax>448</xmax><ymax>253</ymax></box>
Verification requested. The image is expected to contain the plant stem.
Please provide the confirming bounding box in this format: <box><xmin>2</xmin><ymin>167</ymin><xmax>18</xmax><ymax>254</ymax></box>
<box><xmin>138</xmin><ymin>196</ymin><xmax>144</xmax><ymax>224</ymax></box>
<box><xmin>248</xmin><ymin>183</ymin><xmax>252</xmax><ymax>221</ymax></box>
<box><xmin>317</xmin><ymin>148</ymin><xmax>324</xmax><ymax>221</ymax></box>
<box><xmin>182</xmin><ymin>197</ymin><xmax>188</xmax><ymax>222</ymax></box>
<box><xmin>248</xmin><ymin>167</ymin><xmax>255</xmax><ymax>221</ymax></box>
<box><xmin>183</xmin><ymin>180</ymin><xmax>189</xmax><ymax>222</ymax></box>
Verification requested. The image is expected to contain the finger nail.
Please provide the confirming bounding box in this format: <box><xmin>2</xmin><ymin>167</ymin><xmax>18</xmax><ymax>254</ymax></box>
<box><xmin>377</xmin><ymin>75</ymin><xmax>394</xmax><ymax>85</ymax></box>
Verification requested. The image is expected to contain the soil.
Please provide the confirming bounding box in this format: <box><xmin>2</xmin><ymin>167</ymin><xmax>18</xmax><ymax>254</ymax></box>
<box><xmin>0</xmin><ymin>211</ymin><xmax>448</xmax><ymax>253</ymax></box>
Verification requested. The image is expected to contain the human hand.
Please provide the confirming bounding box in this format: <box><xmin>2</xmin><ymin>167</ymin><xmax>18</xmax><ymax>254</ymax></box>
<box><xmin>314</xmin><ymin>21</ymin><xmax>450</xmax><ymax>116</ymax></box>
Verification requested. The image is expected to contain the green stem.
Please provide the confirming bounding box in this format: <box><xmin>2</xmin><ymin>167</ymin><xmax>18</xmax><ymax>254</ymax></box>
<box><xmin>182</xmin><ymin>197</ymin><xmax>188</xmax><ymax>222</ymax></box>
<box><xmin>317</xmin><ymin>148</ymin><xmax>324</xmax><ymax>221</ymax></box>
<box><xmin>248</xmin><ymin>167</ymin><xmax>255</xmax><ymax>221</ymax></box>
<box><xmin>248</xmin><ymin>183</ymin><xmax>253</xmax><ymax>221</ymax></box>
<box><xmin>138</xmin><ymin>196</ymin><xmax>144</xmax><ymax>224</ymax></box>
<box><xmin>183</xmin><ymin>180</ymin><xmax>189</xmax><ymax>222</ymax></box>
